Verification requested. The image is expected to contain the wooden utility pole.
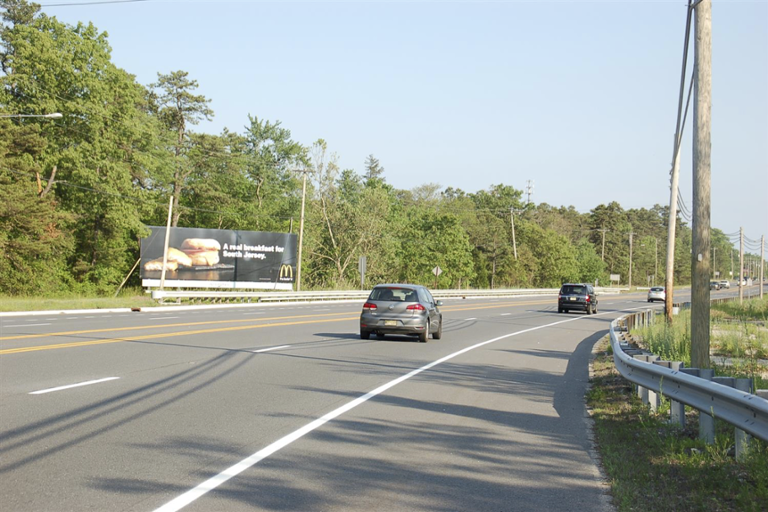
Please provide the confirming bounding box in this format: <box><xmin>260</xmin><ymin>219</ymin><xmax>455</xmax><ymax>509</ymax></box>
<box><xmin>628</xmin><ymin>231</ymin><xmax>634</xmax><ymax>288</ymax></box>
<box><xmin>665</xmin><ymin>0</ymin><xmax>695</xmax><ymax>323</ymax></box>
<box><xmin>690</xmin><ymin>0</ymin><xmax>712</xmax><ymax>370</ymax></box>
<box><xmin>761</xmin><ymin>235</ymin><xmax>765</xmax><ymax>299</ymax></box>
<box><xmin>739</xmin><ymin>228</ymin><xmax>744</xmax><ymax>303</ymax></box>
<box><xmin>599</xmin><ymin>228</ymin><xmax>608</xmax><ymax>261</ymax></box>
<box><xmin>510</xmin><ymin>208</ymin><xmax>518</xmax><ymax>260</ymax></box>
<box><xmin>296</xmin><ymin>170</ymin><xmax>310</xmax><ymax>292</ymax></box>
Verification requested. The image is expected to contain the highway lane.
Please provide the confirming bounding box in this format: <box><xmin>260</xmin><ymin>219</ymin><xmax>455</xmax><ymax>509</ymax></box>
<box><xmin>1</xmin><ymin>292</ymin><xmax>674</xmax><ymax>510</ymax></box>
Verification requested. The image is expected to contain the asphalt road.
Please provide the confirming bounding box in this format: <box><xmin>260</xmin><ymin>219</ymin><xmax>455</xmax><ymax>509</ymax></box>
<box><xmin>0</xmin><ymin>289</ymin><xmax>711</xmax><ymax>511</ymax></box>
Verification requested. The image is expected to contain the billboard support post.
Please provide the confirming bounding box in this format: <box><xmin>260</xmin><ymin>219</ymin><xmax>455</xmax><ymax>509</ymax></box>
<box><xmin>159</xmin><ymin>195</ymin><xmax>174</xmax><ymax>290</ymax></box>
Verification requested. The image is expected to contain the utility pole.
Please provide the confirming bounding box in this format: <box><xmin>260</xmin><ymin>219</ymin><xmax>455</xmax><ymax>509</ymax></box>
<box><xmin>510</xmin><ymin>208</ymin><xmax>518</xmax><ymax>260</ymax></box>
<box><xmin>690</xmin><ymin>0</ymin><xmax>711</xmax><ymax>370</ymax></box>
<box><xmin>654</xmin><ymin>238</ymin><xmax>658</xmax><ymax>286</ymax></box>
<box><xmin>712</xmin><ymin>246</ymin><xmax>716</xmax><ymax>279</ymax></box>
<box><xmin>628</xmin><ymin>231</ymin><xmax>634</xmax><ymax>288</ymax></box>
<box><xmin>666</xmin><ymin>0</ymin><xmax>696</xmax><ymax>324</ymax></box>
<box><xmin>739</xmin><ymin>227</ymin><xmax>744</xmax><ymax>303</ymax></box>
<box><xmin>761</xmin><ymin>235</ymin><xmax>765</xmax><ymax>299</ymax></box>
<box><xmin>295</xmin><ymin>169</ymin><xmax>311</xmax><ymax>292</ymax></box>
<box><xmin>599</xmin><ymin>228</ymin><xmax>609</xmax><ymax>261</ymax></box>
<box><xmin>731</xmin><ymin>247</ymin><xmax>734</xmax><ymax>281</ymax></box>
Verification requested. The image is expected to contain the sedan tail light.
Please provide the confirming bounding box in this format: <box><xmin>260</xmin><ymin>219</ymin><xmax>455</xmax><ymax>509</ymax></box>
<box><xmin>362</xmin><ymin>302</ymin><xmax>377</xmax><ymax>311</ymax></box>
<box><xmin>406</xmin><ymin>303</ymin><xmax>426</xmax><ymax>311</ymax></box>
<box><xmin>586</xmin><ymin>296</ymin><xmax>591</xmax><ymax>303</ymax></box>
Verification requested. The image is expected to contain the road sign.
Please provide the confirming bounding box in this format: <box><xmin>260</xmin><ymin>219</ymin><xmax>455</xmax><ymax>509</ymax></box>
<box><xmin>432</xmin><ymin>266</ymin><xmax>442</xmax><ymax>277</ymax></box>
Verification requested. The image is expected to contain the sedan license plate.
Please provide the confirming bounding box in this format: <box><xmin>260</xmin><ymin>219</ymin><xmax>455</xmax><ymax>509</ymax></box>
<box><xmin>384</xmin><ymin>320</ymin><xmax>397</xmax><ymax>326</ymax></box>
<box><xmin>569</xmin><ymin>297</ymin><xmax>576</xmax><ymax>301</ymax></box>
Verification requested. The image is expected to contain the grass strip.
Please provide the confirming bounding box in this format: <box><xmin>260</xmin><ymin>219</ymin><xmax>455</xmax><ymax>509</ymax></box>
<box><xmin>588</xmin><ymin>337</ymin><xmax>768</xmax><ymax>511</ymax></box>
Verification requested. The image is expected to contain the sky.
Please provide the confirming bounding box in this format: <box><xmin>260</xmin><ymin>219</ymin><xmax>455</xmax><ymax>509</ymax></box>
<box><xmin>38</xmin><ymin>0</ymin><xmax>767</xmax><ymax>253</ymax></box>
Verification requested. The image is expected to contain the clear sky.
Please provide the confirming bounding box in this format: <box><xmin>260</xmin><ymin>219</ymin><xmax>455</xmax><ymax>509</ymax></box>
<box><xmin>40</xmin><ymin>0</ymin><xmax>767</xmax><ymax>253</ymax></box>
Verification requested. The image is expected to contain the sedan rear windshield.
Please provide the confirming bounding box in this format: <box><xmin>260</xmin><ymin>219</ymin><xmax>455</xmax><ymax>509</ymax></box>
<box><xmin>650</xmin><ymin>287</ymin><xmax>664</xmax><ymax>292</ymax></box>
<box><xmin>560</xmin><ymin>285</ymin><xmax>586</xmax><ymax>295</ymax></box>
<box><xmin>370</xmin><ymin>287</ymin><xmax>419</xmax><ymax>302</ymax></box>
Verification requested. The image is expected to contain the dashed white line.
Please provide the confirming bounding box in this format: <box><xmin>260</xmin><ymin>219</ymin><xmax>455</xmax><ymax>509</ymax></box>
<box><xmin>30</xmin><ymin>377</ymin><xmax>120</xmax><ymax>395</ymax></box>
<box><xmin>501</xmin><ymin>313</ymin><xmax>511</xmax><ymax>316</ymax></box>
<box><xmin>147</xmin><ymin>316</ymin><xmax>180</xmax><ymax>320</ymax></box>
<box><xmin>4</xmin><ymin>323</ymin><xmax>51</xmax><ymax>328</ymax></box>
<box><xmin>252</xmin><ymin>345</ymin><xmax>290</xmax><ymax>353</ymax></box>
<box><xmin>465</xmin><ymin>318</ymin><xmax>477</xmax><ymax>321</ymax></box>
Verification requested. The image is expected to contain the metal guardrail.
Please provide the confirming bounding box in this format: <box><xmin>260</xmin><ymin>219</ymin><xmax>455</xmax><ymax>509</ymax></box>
<box><xmin>150</xmin><ymin>286</ymin><xmax>624</xmax><ymax>302</ymax></box>
<box><xmin>610</xmin><ymin>311</ymin><xmax>768</xmax><ymax>451</ymax></box>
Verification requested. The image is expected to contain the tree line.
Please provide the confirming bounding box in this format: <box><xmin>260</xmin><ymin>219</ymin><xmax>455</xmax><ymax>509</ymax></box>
<box><xmin>0</xmin><ymin>2</ymin><xmax>745</xmax><ymax>295</ymax></box>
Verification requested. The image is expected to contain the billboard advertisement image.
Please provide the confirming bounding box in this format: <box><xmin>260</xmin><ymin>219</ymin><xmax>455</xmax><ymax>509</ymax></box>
<box><xmin>140</xmin><ymin>226</ymin><xmax>297</xmax><ymax>290</ymax></box>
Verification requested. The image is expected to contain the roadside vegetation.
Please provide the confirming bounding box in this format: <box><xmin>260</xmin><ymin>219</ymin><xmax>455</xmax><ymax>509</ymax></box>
<box><xmin>0</xmin><ymin>288</ymin><xmax>155</xmax><ymax>312</ymax></box>
<box><xmin>633</xmin><ymin>297</ymin><xmax>768</xmax><ymax>388</ymax></box>
<box><xmin>6</xmin><ymin>0</ymin><xmax>752</xmax><ymax>300</ymax></box>
<box><xmin>588</xmin><ymin>334</ymin><xmax>768</xmax><ymax>511</ymax></box>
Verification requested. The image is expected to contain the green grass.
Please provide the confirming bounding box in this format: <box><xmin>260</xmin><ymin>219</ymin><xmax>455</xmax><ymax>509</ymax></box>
<box><xmin>0</xmin><ymin>288</ymin><xmax>157</xmax><ymax>312</ymax></box>
<box><xmin>588</xmin><ymin>338</ymin><xmax>768</xmax><ymax>511</ymax></box>
<box><xmin>632</xmin><ymin>297</ymin><xmax>768</xmax><ymax>388</ymax></box>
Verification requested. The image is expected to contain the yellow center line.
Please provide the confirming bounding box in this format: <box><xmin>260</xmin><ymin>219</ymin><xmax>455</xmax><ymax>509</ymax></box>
<box><xmin>0</xmin><ymin>311</ymin><xmax>355</xmax><ymax>342</ymax></box>
<box><xmin>0</xmin><ymin>317</ymin><xmax>357</xmax><ymax>355</ymax></box>
<box><xmin>0</xmin><ymin>298</ymin><xmax>556</xmax><ymax>355</ymax></box>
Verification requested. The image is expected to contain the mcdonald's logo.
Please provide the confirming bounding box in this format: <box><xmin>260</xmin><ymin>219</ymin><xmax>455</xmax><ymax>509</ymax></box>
<box><xmin>279</xmin><ymin>264</ymin><xmax>294</xmax><ymax>280</ymax></box>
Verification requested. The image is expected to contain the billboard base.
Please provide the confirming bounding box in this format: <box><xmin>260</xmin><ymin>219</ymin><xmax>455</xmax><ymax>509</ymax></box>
<box><xmin>142</xmin><ymin>280</ymin><xmax>293</xmax><ymax>291</ymax></box>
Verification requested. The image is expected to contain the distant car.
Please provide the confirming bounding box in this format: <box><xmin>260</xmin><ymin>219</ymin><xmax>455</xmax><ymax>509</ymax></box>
<box><xmin>719</xmin><ymin>280</ymin><xmax>730</xmax><ymax>289</ymax></box>
<box><xmin>710</xmin><ymin>281</ymin><xmax>720</xmax><ymax>290</ymax></box>
<box><xmin>647</xmin><ymin>286</ymin><xmax>666</xmax><ymax>303</ymax></box>
<box><xmin>558</xmin><ymin>283</ymin><xmax>597</xmax><ymax>314</ymax></box>
<box><xmin>360</xmin><ymin>284</ymin><xmax>443</xmax><ymax>342</ymax></box>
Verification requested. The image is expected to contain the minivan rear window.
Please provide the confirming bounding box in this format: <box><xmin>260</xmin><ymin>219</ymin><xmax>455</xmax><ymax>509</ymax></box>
<box><xmin>370</xmin><ymin>287</ymin><xmax>418</xmax><ymax>302</ymax></box>
<box><xmin>560</xmin><ymin>285</ymin><xmax>585</xmax><ymax>294</ymax></box>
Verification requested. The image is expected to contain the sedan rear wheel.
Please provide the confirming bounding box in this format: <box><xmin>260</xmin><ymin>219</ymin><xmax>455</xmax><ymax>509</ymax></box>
<box><xmin>432</xmin><ymin>319</ymin><xmax>442</xmax><ymax>340</ymax></box>
<box><xmin>418</xmin><ymin>330</ymin><xmax>428</xmax><ymax>343</ymax></box>
<box><xmin>360</xmin><ymin>330</ymin><xmax>370</xmax><ymax>340</ymax></box>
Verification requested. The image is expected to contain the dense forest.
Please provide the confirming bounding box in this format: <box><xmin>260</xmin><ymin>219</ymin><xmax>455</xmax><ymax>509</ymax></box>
<box><xmin>0</xmin><ymin>1</ymin><xmax>751</xmax><ymax>295</ymax></box>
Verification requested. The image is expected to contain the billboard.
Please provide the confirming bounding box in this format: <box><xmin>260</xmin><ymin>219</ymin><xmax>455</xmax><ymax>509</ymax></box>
<box><xmin>140</xmin><ymin>226</ymin><xmax>297</xmax><ymax>290</ymax></box>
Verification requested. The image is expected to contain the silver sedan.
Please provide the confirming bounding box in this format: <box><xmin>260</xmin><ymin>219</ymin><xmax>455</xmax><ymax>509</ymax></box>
<box><xmin>360</xmin><ymin>284</ymin><xmax>443</xmax><ymax>343</ymax></box>
<box><xmin>647</xmin><ymin>287</ymin><xmax>666</xmax><ymax>303</ymax></box>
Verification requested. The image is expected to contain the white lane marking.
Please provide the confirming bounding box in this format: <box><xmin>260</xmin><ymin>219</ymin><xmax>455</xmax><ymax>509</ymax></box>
<box><xmin>252</xmin><ymin>345</ymin><xmax>290</xmax><ymax>353</ymax></box>
<box><xmin>501</xmin><ymin>313</ymin><xmax>511</xmax><ymax>316</ymax></box>
<box><xmin>154</xmin><ymin>311</ymin><xmax>623</xmax><ymax>512</ymax></box>
<box><xmin>465</xmin><ymin>318</ymin><xmax>477</xmax><ymax>321</ymax></box>
<box><xmin>242</xmin><ymin>311</ymin><xmax>265</xmax><ymax>315</ymax></box>
<box><xmin>4</xmin><ymin>323</ymin><xmax>51</xmax><ymax>328</ymax></box>
<box><xmin>30</xmin><ymin>377</ymin><xmax>120</xmax><ymax>395</ymax></box>
<box><xmin>148</xmin><ymin>316</ymin><xmax>180</xmax><ymax>320</ymax></box>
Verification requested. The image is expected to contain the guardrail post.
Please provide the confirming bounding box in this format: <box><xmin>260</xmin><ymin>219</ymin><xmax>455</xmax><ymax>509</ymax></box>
<box><xmin>633</xmin><ymin>354</ymin><xmax>659</xmax><ymax>408</ymax></box>
<box><xmin>696</xmin><ymin>369</ymin><xmax>716</xmax><ymax>443</ymax></box>
<box><xmin>713</xmin><ymin>377</ymin><xmax>754</xmax><ymax>460</ymax></box>
<box><xmin>653</xmin><ymin>360</ymin><xmax>685</xmax><ymax>424</ymax></box>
